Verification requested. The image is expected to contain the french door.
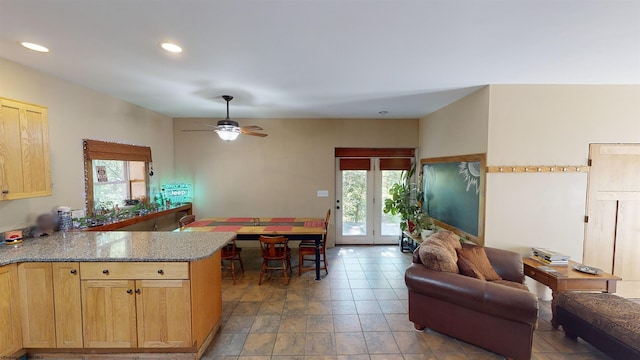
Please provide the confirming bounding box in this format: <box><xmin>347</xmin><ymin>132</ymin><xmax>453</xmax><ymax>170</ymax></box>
<box><xmin>335</xmin><ymin>158</ymin><xmax>404</xmax><ymax>245</ymax></box>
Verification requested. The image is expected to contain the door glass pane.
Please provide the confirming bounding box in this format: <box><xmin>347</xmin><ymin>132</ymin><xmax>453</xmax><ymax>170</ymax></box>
<box><xmin>381</xmin><ymin>170</ymin><xmax>403</xmax><ymax>236</ymax></box>
<box><xmin>342</xmin><ymin>170</ymin><xmax>367</xmax><ymax>236</ymax></box>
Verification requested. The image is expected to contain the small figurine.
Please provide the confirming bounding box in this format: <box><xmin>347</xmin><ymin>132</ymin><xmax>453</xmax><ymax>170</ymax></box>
<box><xmin>34</xmin><ymin>213</ymin><xmax>56</xmax><ymax>237</ymax></box>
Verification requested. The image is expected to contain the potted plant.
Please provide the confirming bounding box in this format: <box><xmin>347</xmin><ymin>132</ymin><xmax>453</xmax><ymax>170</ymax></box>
<box><xmin>383</xmin><ymin>164</ymin><xmax>419</xmax><ymax>232</ymax></box>
<box><xmin>414</xmin><ymin>212</ymin><xmax>435</xmax><ymax>240</ymax></box>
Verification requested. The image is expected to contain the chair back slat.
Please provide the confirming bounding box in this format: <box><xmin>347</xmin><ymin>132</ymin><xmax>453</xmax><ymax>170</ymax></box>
<box><xmin>259</xmin><ymin>235</ymin><xmax>288</xmax><ymax>259</ymax></box>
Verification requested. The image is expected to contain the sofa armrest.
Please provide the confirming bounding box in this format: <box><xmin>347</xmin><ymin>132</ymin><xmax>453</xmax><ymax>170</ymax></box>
<box><xmin>405</xmin><ymin>263</ymin><xmax>538</xmax><ymax>325</ymax></box>
<box><xmin>483</xmin><ymin>246</ymin><xmax>525</xmax><ymax>283</ymax></box>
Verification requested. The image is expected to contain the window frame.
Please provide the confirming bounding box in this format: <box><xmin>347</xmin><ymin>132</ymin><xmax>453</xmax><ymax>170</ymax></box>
<box><xmin>83</xmin><ymin>139</ymin><xmax>152</xmax><ymax>216</ymax></box>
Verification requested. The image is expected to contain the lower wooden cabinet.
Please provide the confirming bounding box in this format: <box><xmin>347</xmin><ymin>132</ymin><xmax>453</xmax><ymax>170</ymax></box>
<box><xmin>0</xmin><ymin>264</ymin><xmax>22</xmax><ymax>357</ymax></box>
<box><xmin>82</xmin><ymin>280</ymin><xmax>137</xmax><ymax>348</ymax></box>
<box><xmin>136</xmin><ymin>280</ymin><xmax>192</xmax><ymax>348</ymax></box>
<box><xmin>17</xmin><ymin>263</ymin><xmax>56</xmax><ymax>348</ymax></box>
<box><xmin>52</xmin><ymin>262</ymin><xmax>83</xmax><ymax>348</ymax></box>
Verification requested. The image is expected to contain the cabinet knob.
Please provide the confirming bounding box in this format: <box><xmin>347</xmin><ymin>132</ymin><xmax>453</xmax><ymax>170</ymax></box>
<box><xmin>102</xmin><ymin>269</ymin><xmax>109</xmax><ymax>274</ymax></box>
<box><xmin>127</xmin><ymin>289</ymin><xmax>133</xmax><ymax>294</ymax></box>
<box><xmin>1</xmin><ymin>190</ymin><xmax>8</xmax><ymax>194</ymax></box>
<box><xmin>157</xmin><ymin>269</ymin><xmax>164</xmax><ymax>275</ymax></box>
<box><xmin>135</xmin><ymin>289</ymin><xmax>141</xmax><ymax>294</ymax></box>
<box><xmin>70</xmin><ymin>269</ymin><xmax>77</xmax><ymax>274</ymax></box>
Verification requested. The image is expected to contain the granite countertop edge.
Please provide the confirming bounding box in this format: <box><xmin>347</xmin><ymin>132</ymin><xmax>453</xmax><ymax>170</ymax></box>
<box><xmin>0</xmin><ymin>231</ymin><xmax>235</xmax><ymax>266</ymax></box>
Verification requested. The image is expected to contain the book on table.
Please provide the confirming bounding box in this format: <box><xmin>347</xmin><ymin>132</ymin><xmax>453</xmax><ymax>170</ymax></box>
<box><xmin>530</xmin><ymin>248</ymin><xmax>570</xmax><ymax>266</ymax></box>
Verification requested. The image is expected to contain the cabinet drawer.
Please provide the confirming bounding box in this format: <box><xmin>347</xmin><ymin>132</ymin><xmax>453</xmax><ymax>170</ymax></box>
<box><xmin>80</xmin><ymin>262</ymin><xmax>189</xmax><ymax>280</ymax></box>
<box><xmin>524</xmin><ymin>267</ymin><xmax>550</xmax><ymax>285</ymax></box>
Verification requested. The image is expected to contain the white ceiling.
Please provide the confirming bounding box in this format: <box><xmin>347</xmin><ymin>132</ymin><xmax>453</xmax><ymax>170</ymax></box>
<box><xmin>1</xmin><ymin>0</ymin><xmax>639</xmax><ymax>119</ymax></box>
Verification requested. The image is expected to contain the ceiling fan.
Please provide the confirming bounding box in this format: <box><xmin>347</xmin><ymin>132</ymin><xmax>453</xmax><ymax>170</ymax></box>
<box><xmin>182</xmin><ymin>95</ymin><xmax>267</xmax><ymax>141</ymax></box>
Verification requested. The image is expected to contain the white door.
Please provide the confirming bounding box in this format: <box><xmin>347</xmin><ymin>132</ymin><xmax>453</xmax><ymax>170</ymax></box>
<box><xmin>336</xmin><ymin>159</ymin><xmax>403</xmax><ymax>245</ymax></box>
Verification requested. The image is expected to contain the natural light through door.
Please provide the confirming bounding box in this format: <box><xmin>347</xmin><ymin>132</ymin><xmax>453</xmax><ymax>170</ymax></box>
<box><xmin>336</xmin><ymin>158</ymin><xmax>407</xmax><ymax>245</ymax></box>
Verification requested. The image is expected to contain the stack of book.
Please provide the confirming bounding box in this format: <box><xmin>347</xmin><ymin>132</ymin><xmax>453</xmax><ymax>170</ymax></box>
<box><xmin>530</xmin><ymin>247</ymin><xmax>570</xmax><ymax>266</ymax></box>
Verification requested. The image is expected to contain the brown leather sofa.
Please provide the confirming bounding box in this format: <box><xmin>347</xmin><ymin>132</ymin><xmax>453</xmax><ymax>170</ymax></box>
<box><xmin>405</xmin><ymin>245</ymin><xmax>538</xmax><ymax>360</ymax></box>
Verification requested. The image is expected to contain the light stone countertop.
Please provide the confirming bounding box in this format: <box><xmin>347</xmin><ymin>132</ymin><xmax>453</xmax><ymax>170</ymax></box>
<box><xmin>0</xmin><ymin>231</ymin><xmax>234</xmax><ymax>266</ymax></box>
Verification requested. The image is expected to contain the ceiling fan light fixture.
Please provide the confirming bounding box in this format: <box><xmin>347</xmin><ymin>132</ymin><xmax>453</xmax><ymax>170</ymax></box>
<box><xmin>215</xmin><ymin>126</ymin><xmax>240</xmax><ymax>141</ymax></box>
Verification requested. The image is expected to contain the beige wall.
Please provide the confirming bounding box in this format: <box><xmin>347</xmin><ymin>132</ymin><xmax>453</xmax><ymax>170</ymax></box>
<box><xmin>419</xmin><ymin>84</ymin><xmax>640</xmax><ymax>298</ymax></box>
<box><xmin>174</xmin><ymin>117</ymin><xmax>419</xmax><ymax>246</ymax></box>
<box><xmin>485</xmin><ymin>85</ymin><xmax>640</xmax><ymax>256</ymax></box>
<box><xmin>418</xmin><ymin>86</ymin><xmax>489</xmax><ymax>159</ymax></box>
<box><xmin>0</xmin><ymin>58</ymin><xmax>175</xmax><ymax>232</ymax></box>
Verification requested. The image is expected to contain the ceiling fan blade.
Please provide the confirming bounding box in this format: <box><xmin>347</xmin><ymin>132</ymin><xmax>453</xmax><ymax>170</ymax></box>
<box><xmin>240</xmin><ymin>125</ymin><xmax>263</xmax><ymax>131</ymax></box>
<box><xmin>197</xmin><ymin>122</ymin><xmax>219</xmax><ymax>129</ymax></box>
<box><xmin>240</xmin><ymin>129</ymin><xmax>268</xmax><ymax>137</ymax></box>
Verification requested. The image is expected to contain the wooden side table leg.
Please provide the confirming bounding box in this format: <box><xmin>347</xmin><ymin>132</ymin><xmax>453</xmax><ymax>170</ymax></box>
<box><xmin>551</xmin><ymin>290</ymin><xmax>560</xmax><ymax>329</ymax></box>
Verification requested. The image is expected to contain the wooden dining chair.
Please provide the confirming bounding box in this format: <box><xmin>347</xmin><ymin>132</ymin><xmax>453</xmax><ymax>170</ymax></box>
<box><xmin>299</xmin><ymin>209</ymin><xmax>330</xmax><ymax>276</ymax></box>
<box><xmin>259</xmin><ymin>235</ymin><xmax>291</xmax><ymax>285</ymax></box>
<box><xmin>221</xmin><ymin>238</ymin><xmax>244</xmax><ymax>284</ymax></box>
<box><xmin>179</xmin><ymin>214</ymin><xmax>196</xmax><ymax>229</ymax></box>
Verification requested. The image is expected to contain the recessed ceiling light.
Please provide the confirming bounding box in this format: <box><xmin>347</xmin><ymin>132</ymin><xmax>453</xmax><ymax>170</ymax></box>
<box><xmin>160</xmin><ymin>42</ymin><xmax>182</xmax><ymax>53</ymax></box>
<box><xmin>378</xmin><ymin>111</ymin><xmax>389</xmax><ymax>115</ymax></box>
<box><xmin>19</xmin><ymin>42</ymin><xmax>50</xmax><ymax>53</ymax></box>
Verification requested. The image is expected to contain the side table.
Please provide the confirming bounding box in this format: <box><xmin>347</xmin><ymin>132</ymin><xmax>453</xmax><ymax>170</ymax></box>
<box><xmin>522</xmin><ymin>257</ymin><xmax>621</xmax><ymax>328</ymax></box>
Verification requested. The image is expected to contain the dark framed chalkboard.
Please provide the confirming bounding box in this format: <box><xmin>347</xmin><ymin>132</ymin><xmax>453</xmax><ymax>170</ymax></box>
<box><xmin>420</xmin><ymin>154</ymin><xmax>486</xmax><ymax>245</ymax></box>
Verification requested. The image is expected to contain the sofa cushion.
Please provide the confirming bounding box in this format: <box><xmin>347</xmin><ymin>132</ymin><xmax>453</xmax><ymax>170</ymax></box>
<box><xmin>457</xmin><ymin>256</ymin><xmax>486</xmax><ymax>280</ymax></box>
<box><xmin>456</xmin><ymin>247</ymin><xmax>502</xmax><ymax>281</ymax></box>
<box><xmin>418</xmin><ymin>231</ymin><xmax>461</xmax><ymax>273</ymax></box>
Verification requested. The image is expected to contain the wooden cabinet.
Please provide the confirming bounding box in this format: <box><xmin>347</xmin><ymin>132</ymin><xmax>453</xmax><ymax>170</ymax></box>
<box><xmin>0</xmin><ymin>98</ymin><xmax>51</xmax><ymax>200</ymax></box>
<box><xmin>80</xmin><ymin>261</ymin><xmax>193</xmax><ymax>349</ymax></box>
<box><xmin>136</xmin><ymin>280</ymin><xmax>192</xmax><ymax>348</ymax></box>
<box><xmin>17</xmin><ymin>263</ymin><xmax>56</xmax><ymax>348</ymax></box>
<box><xmin>52</xmin><ymin>263</ymin><xmax>83</xmax><ymax>348</ymax></box>
<box><xmin>0</xmin><ymin>264</ymin><xmax>22</xmax><ymax>357</ymax></box>
<box><xmin>82</xmin><ymin>280</ymin><xmax>137</xmax><ymax>348</ymax></box>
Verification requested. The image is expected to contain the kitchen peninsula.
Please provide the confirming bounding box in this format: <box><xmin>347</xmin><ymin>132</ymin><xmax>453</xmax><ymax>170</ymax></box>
<box><xmin>0</xmin><ymin>230</ymin><xmax>233</xmax><ymax>360</ymax></box>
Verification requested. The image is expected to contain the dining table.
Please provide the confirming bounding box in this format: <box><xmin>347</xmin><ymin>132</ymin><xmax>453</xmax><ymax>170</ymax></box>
<box><xmin>177</xmin><ymin>217</ymin><xmax>327</xmax><ymax>280</ymax></box>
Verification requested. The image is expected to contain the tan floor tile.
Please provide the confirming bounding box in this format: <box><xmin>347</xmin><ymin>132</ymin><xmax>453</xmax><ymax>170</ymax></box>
<box><xmin>336</xmin><ymin>355</ymin><xmax>370</xmax><ymax>360</ymax></box>
<box><xmin>373</xmin><ymin>288</ymin><xmax>398</xmax><ymax>300</ymax></box>
<box><xmin>331</xmin><ymin>289</ymin><xmax>354</xmax><ymax>300</ymax></box>
<box><xmin>393</xmin><ymin>331</ymin><xmax>431</xmax><ymax>354</ymax></box>
<box><xmin>363</xmin><ymin>331</ymin><xmax>400</xmax><ymax>354</ymax></box>
<box><xmin>352</xmin><ymin>289</ymin><xmax>376</xmax><ymax>300</ymax></box>
<box><xmin>370</xmin><ymin>355</ymin><xmax>404</xmax><ymax>360</ymax></box>
<box><xmin>237</xmin><ymin>356</ymin><xmax>271</xmax><ymax>360</ymax></box>
<box><xmin>279</xmin><ymin>315</ymin><xmax>307</xmax><ymax>333</ymax></box>
<box><xmin>283</xmin><ymin>300</ymin><xmax>309</xmax><ymax>315</ymax></box>
<box><xmin>309</xmin><ymin>287</ymin><xmax>332</xmax><ymax>301</ymax></box>
<box><xmin>221</xmin><ymin>315</ymin><xmax>255</xmax><ymax>334</ymax></box>
<box><xmin>250</xmin><ymin>315</ymin><xmax>281</xmax><ymax>333</ymax></box>
<box><xmin>384</xmin><ymin>313</ymin><xmax>412</xmax><ymax>332</ymax></box>
<box><xmin>307</xmin><ymin>314</ymin><xmax>335</xmax><ymax>332</ymax></box>
<box><xmin>355</xmin><ymin>300</ymin><xmax>381</xmax><ymax>314</ymax></box>
<box><xmin>432</xmin><ymin>353</ymin><xmax>468</xmax><ymax>360</ymax></box>
<box><xmin>423</xmin><ymin>331</ymin><xmax>464</xmax><ymax>353</ymax></box>
<box><xmin>208</xmin><ymin>333</ymin><xmax>248</xmax><ymax>355</ymax></box>
<box><xmin>257</xmin><ymin>300</ymin><xmax>285</xmax><ymax>315</ymax></box>
<box><xmin>378</xmin><ymin>299</ymin><xmax>406</xmax><ymax>314</ymax></box>
<box><xmin>306</xmin><ymin>332</ymin><xmax>337</xmax><ymax>355</ymax></box>
<box><xmin>335</xmin><ymin>332</ymin><xmax>368</xmax><ymax>355</ymax></box>
<box><xmin>349</xmin><ymin>280</ymin><xmax>371</xmax><ymax>289</ymax></box>
<box><xmin>272</xmin><ymin>332</ymin><xmax>307</xmax><ymax>356</ymax></box>
<box><xmin>333</xmin><ymin>314</ymin><xmax>362</xmax><ymax>332</ymax></box>
<box><xmin>403</xmin><ymin>354</ymin><xmax>438</xmax><ymax>360</ymax></box>
<box><xmin>240</xmin><ymin>333</ymin><xmax>277</xmax><ymax>355</ymax></box>
<box><xmin>287</xmin><ymin>289</ymin><xmax>311</xmax><ymax>301</ymax></box>
<box><xmin>358</xmin><ymin>314</ymin><xmax>390</xmax><ymax>332</ymax></box>
<box><xmin>332</xmin><ymin>301</ymin><xmax>358</xmax><ymax>315</ymax></box>
<box><xmin>232</xmin><ymin>301</ymin><xmax>261</xmax><ymax>316</ymax></box>
<box><xmin>303</xmin><ymin>356</ymin><xmax>338</xmax><ymax>360</ymax></box>
<box><xmin>308</xmin><ymin>300</ymin><xmax>333</xmax><ymax>314</ymax></box>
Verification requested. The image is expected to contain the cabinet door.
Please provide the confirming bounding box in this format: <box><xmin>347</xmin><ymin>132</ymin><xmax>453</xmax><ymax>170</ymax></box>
<box><xmin>17</xmin><ymin>262</ymin><xmax>56</xmax><ymax>348</ymax></box>
<box><xmin>136</xmin><ymin>280</ymin><xmax>192</xmax><ymax>348</ymax></box>
<box><xmin>52</xmin><ymin>263</ymin><xmax>83</xmax><ymax>348</ymax></box>
<box><xmin>0</xmin><ymin>264</ymin><xmax>22</xmax><ymax>357</ymax></box>
<box><xmin>82</xmin><ymin>280</ymin><xmax>137</xmax><ymax>348</ymax></box>
<box><xmin>0</xmin><ymin>98</ymin><xmax>51</xmax><ymax>200</ymax></box>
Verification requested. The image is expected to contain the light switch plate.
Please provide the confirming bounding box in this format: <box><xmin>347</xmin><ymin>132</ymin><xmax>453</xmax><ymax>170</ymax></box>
<box><xmin>317</xmin><ymin>190</ymin><xmax>329</xmax><ymax>197</ymax></box>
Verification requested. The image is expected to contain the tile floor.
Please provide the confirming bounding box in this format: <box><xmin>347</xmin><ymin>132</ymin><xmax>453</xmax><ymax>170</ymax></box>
<box><xmin>202</xmin><ymin>245</ymin><xmax>613</xmax><ymax>360</ymax></box>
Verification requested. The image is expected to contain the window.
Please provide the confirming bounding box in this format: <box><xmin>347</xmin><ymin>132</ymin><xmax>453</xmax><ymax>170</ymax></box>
<box><xmin>92</xmin><ymin>160</ymin><xmax>146</xmax><ymax>211</ymax></box>
<box><xmin>83</xmin><ymin>139</ymin><xmax>152</xmax><ymax>215</ymax></box>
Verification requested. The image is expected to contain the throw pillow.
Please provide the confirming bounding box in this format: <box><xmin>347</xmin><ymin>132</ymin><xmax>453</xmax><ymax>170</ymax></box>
<box><xmin>457</xmin><ymin>256</ymin><xmax>486</xmax><ymax>280</ymax></box>
<box><xmin>418</xmin><ymin>241</ymin><xmax>459</xmax><ymax>273</ymax></box>
<box><xmin>456</xmin><ymin>247</ymin><xmax>502</xmax><ymax>281</ymax></box>
<box><xmin>427</xmin><ymin>230</ymin><xmax>462</xmax><ymax>261</ymax></box>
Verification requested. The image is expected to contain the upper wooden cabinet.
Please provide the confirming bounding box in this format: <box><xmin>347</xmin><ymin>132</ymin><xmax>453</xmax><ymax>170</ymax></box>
<box><xmin>0</xmin><ymin>97</ymin><xmax>51</xmax><ymax>200</ymax></box>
